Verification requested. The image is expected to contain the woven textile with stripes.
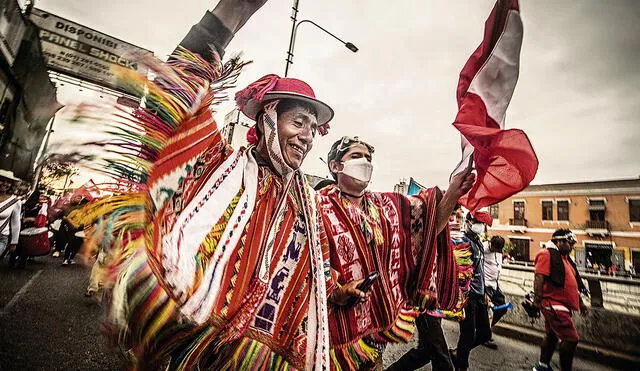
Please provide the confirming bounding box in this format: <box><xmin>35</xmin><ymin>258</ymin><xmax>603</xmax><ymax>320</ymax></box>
<box><xmin>71</xmin><ymin>48</ymin><xmax>333</xmax><ymax>370</ymax></box>
<box><xmin>317</xmin><ymin>185</ymin><xmax>458</xmax><ymax>369</ymax></box>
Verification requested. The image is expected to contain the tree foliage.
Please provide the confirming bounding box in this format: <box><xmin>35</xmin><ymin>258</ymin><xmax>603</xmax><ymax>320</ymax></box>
<box><xmin>503</xmin><ymin>241</ymin><xmax>515</xmax><ymax>254</ymax></box>
<box><xmin>40</xmin><ymin>161</ymin><xmax>79</xmax><ymax>189</ymax></box>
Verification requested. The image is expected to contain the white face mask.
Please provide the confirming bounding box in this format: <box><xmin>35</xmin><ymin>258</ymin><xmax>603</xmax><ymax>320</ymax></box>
<box><xmin>470</xmin><ymin>223</ymin><xmax>485</xmax><ymax>235</ymax></box>
<box><xmin>340</xmin><ymin>158</ymin><xmax>373</xmax><ymax>183</ymax></box>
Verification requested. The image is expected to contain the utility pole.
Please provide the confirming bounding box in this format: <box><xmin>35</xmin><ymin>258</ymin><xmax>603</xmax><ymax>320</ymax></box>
<box><xmin>284</xmin><ymin>0</ymin><xmax>300</xmax><ymax>77</ymax></box>
<box><xmin>30</xmin><ymin>114</ymin><xmax>55</xmax><ymax>194</ymax></box>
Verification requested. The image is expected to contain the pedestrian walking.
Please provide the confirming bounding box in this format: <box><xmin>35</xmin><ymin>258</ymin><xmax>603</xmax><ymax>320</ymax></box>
<box><xmin>0</xmin><ymin>170</ymin><xmax>21</xmax><ymax>261</ymax></box>
<box><xmin>450</xmin><ymin>212</ymin><xmax>492</xmax><ymax>371</ymax></box>
<box><xmin>9</xmin><ymin>191</ymin><xmax>49</xmax><ymax>267</ymax></box>
<box><xmin>483</xmin><ymin>235</ymin><xmax>507</xmax><ymax>349</ymax></box>
<box><xmin>386</xmin><ymin>314</ymin><xmax>454</xmax><ymax>371</ymax></box>
<box><xmin>532</xmin><ymin>229</ymin><xmax>589</xmax><ymax>371</ymax></box>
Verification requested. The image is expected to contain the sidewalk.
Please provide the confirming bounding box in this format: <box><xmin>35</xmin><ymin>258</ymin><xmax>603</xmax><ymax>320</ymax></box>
<box><xmin>493</xmin><ymin>322</ymin><xmax>640</xmax><ymax>370</ymax></box>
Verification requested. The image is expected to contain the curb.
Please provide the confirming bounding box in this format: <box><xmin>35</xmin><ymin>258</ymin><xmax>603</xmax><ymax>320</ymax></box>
<box><xmin>493</xmin><ymin>322</ymin><xmax>640</xmax><ymax>370</ymax></box>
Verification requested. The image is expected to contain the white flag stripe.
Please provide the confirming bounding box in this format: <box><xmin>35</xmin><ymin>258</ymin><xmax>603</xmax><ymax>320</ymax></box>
<box><xmin>452</xmin><ymin>9</ymin><xmax>523</xmax><ymax>179</ymax></box>
<box><xmin>467</xmin><ymin>10</ymin><xmax>523</xmax><ymax>128</ymax></box>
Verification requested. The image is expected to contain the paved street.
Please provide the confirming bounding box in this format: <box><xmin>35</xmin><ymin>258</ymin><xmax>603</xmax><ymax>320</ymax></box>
<box><xmin>0</xmin><ymin>255</ymin><xmax>619</xmax><ymax>370</ymax></box>
<box><xmin>0</xmin><ymin>255</ymin><xmax>119</xmax><ymax>370</ymax></box>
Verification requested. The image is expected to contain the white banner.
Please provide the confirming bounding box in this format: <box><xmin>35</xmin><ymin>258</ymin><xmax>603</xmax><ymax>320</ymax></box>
<box><xmin>30</xmin><ymin>8</ymin><xmax>152</xmax><ymax>93</ymax></box>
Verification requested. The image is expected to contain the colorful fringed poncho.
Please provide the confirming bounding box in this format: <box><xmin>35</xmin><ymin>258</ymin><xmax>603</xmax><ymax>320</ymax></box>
<box><xmin>428</xmin><ymin>234</ymin><xmax>474</xmax><ymax>321</ymax></box>
<box><xmin>72</xmin><ymin>47</ymin><xmax>335</xmax><ymax>369</ymax></box>
<box><xmin>316</xmin><ymin>185</ymin><xmax>459</xmax><ymax>370</ymax></box>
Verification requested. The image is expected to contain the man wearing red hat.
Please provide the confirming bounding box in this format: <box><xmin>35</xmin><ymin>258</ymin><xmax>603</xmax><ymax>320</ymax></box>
<box><xmin>315</xmin><ymin>137</ymin><xmax>475</xmax><ymax>369</ymax></box>
<box><xmin>93</xmin><ymin>1</ymin><xmax>339</xmax><ymax>369</ymax></box>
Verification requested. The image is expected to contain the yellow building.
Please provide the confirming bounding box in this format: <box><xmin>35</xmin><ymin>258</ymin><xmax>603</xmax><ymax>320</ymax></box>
<box><xmin>488</xmin><ymin>178</ymin><xmax>640</xmax><ymax>273</ymax></box>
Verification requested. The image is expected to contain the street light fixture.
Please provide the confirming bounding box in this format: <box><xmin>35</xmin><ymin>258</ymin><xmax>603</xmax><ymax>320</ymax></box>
<box><xmin>285</xmin><ymin>12</ymin><xmax>358</xmax><ymax>76</ymax></box>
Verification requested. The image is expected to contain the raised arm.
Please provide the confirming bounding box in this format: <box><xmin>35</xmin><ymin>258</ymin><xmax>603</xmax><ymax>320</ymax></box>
<box><xmin>176</xmin><ymin>0</ymin><xmax>268</xmax><ymax>61</ymax></box>
<box><xmin>437</xmin><ymin>163</ymin><xmax>475</xmax><ymax>233</ymax></box>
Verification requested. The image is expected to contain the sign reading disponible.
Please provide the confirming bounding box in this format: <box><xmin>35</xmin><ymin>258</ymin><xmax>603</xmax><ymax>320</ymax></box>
<box><xmin>30</xmin><ymin>8</ymin><xmax>152</xmax><ymax>93</ymax></box>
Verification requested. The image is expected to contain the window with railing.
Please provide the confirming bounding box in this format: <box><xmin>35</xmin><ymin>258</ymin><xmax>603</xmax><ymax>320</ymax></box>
<box><xmin>589</xmin><ymin>199</ymin><xmax>606</xmax><ymax>222</ymax></box>
<box><xmin>489</xmin><ymin>204</ymin><xmax>499</xmax><ymax>219</ymax></box>
<box><xmin>630</xmin><ymin>199</ymin><xmax>640</xmax><ymax>222</ymax></box>
<box><xmin>585</xmin><ymin>220</ymin><xmax>610</xmax><ymax>230</ymax></box>
<box><xmin>510</xmin><ymin>238</ymin><xmax>530</xmax><ymax>262</ymax></box>
<box><xmin>542</xmin><ymin>201</ymin><xmax>553</xmax><ymax>221</ymax></box>
<box><xmin>513</xmin><ymin>201</ymin><xmax>525</xmax><ymax>220</ymax></box>
<box><xmin>557</xmin><ymin>200</ymin><xmax>569</xmax><ymax>221</ymax></box>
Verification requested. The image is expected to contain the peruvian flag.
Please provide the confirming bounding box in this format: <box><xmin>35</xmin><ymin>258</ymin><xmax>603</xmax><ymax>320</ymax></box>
<box><xmin>451</xmin><ymin>0</ymin><xmax>538</xmax><ymax>212</ymax></box>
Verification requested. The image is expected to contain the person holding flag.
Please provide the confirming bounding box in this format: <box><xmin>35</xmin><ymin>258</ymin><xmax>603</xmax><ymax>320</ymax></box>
<box><xmin>317</xmin><ymin>137</ymin><xmax>475</xmax><ymax>369</ymax></box>
<box><xmin>391</xmin><ymin>0</ymin><xmax>537</xmax><ymax>370</ymax></box>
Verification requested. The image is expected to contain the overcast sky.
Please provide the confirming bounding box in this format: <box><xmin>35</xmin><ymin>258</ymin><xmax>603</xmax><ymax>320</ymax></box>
<box><xmin>35</xmin><ymin>0</ymin><xmax>640</xmax><ymax>191</ymax></box>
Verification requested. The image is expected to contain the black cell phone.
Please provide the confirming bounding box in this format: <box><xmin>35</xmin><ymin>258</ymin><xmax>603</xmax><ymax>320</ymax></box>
<box><xmin>347</xmin><ymin>271</ymin><xmax>379</xmax><ymax>307</ymax></box>
<box><xmin>357</xmin><ymin>271</ymin><xmax>379</xmax><ymax>293</ymax></box>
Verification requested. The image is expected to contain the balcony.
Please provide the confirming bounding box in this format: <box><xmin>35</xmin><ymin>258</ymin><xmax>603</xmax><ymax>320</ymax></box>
<box><xmin>585</xmin><ymin>220</ymin><xmax>610</xmax><ymax>236</ymax></box>
<box><xmin>509</xmin><ymin>218</ymin><xmax>528</xmax><ymax>232</ymax></box>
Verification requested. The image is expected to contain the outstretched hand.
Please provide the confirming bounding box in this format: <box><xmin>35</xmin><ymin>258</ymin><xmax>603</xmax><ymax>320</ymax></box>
<box><xmin>212</xmin><ymin>0</ymin><xmax>269</xmax><ymax>33</ymax></box>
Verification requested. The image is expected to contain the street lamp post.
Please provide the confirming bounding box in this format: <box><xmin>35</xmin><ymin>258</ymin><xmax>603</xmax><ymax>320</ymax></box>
<box><xmin>284</xmin><ymin>9</ymin><xmax>358</xmax><ymax>76</ymax></box>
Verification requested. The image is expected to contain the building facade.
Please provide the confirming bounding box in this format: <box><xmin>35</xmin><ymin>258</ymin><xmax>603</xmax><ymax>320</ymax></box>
<box><xmin>393</xmin><ymin>179</ymin><xmax>409</xmax><ymax>195</ymax></box>
<box><xmin>0</xmin><ymin>0</ymin><xmax>60</xmax><ymax>181</ymax></box>
<box><xmin>221</xmin><ymin>108</ymin><xmax>252</xmax><ymax>149</ymax></box>
<box><xmin>488</xmin><ymin>178</ymin><xmax>640</xmax><ymax>273</ymax></box>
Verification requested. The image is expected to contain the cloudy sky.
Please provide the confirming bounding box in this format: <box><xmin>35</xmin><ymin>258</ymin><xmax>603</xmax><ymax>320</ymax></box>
<box><xmin>35</xmin><ymin>0</ymin><xmax>640</xmax><ymax>191</ymax></box>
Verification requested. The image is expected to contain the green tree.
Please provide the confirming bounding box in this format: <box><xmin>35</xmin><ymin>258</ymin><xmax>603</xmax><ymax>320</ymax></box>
<box><xmin>39</xmin><ymin>161</ymin><xmax>79</xmax><ymax>192</ymax></box>
<box><xmin>503</xmin><ymin>241</ymin><xmax>515</xmax><ymax>255</ymax></box>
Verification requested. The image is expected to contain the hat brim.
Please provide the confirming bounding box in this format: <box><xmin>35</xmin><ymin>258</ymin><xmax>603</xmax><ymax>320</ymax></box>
<box><xmin>240</xmin><ymin>91</ymin><xmax>334</xmax><ymax>126</ymax></box>
<box><xmin>0</xmin><ymin>172</ymin><xmax>19</xmax><ymax>182</ymax></box>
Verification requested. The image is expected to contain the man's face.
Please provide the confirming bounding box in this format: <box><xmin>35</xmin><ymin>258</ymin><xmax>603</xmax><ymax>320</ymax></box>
<box><xmin>556</xmin><ymin>239</ymin><xmax>574</xmax><ymax>255</ymax></box>
<box><xmin>330</xmin><ymin>143</ymin><xmax>373</xmax><ymax>191</ymax></box>
<box><xmin>0</xmin><ymin>181</ymin><xmax>11</xmax><ymax>193</ymax></box>
<box><xmin>276</xmin><ymin>106</ymin><xmax>317</xmax><ymax>169</ymax></box>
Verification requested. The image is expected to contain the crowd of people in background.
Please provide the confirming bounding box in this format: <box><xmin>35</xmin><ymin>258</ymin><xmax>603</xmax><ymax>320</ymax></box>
<box><xmin>0</xmin><ymin>171</ymin><xmax>89</xmax><ymax>273</ymax></box>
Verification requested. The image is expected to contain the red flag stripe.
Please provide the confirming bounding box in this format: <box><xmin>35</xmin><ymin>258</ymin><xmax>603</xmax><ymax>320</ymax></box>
<box><xmin>451</xmin><ymin>0</ymin><xmax>538</xmax><ymax>213</ymax></box>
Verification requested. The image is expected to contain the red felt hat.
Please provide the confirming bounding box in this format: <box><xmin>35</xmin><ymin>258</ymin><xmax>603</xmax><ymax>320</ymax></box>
<box><xmin>235</xmin><ymin>74</ymin><xmax>334</xmax><ymax>127</ymax></box>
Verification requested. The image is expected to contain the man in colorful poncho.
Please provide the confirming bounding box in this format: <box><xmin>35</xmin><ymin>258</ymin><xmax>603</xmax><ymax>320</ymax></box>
<box><xmin>450</xmin><ymin>212</ymin><xmax>492</xmax><ymax>371</ymax></box>
<box><xmin>316</xmin><ymin>137</ymin><xmax>475</xmax><ymax>370</ymax></box>
<box><xmin>89</xmin><ymin>1</ymin><xmax>339</xmax><ymax>369</ymax></box>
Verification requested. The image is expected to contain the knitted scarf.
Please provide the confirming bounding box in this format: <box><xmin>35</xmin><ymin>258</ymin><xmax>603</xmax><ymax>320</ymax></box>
<box><xmin>546</xmin><ymin>242</ymin><xmax>588</xmax><ymax>295</ymax></box>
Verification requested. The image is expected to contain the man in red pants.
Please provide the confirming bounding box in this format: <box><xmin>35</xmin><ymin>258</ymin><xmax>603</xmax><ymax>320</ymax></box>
<box><xmin>532</xmin><ymin>229</ymin><xmax>589</xmax><ymax>371</ymax></box>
